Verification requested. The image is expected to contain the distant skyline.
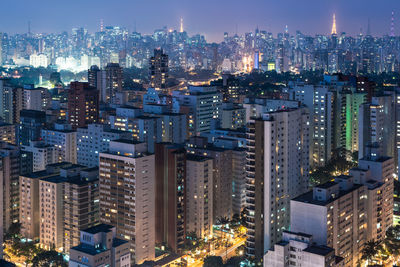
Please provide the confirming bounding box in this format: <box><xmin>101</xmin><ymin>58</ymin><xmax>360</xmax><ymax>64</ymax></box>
<box><xmin>0</xmin><ymin>0</ymin><xmax>399</xmax><ymax>41</ymax></box>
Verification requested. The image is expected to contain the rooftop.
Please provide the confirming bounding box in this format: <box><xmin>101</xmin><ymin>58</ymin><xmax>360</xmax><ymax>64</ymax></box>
<box><xmin>186</xmin><ymin>154</ymin><xmax>212</xmax><ymax>162</ymax></box>
<box><xmin>83</xmin><ymin>224</ymin><xmax>115</xmax><ymax>234</ymax></box>
<box><xmin>70</xmin><ymin>243</ymin><xmax>107</xmax><ymax>256</ymax></box>
<box><xmin>113</xmin><ymin>138</ymin><xmax>142</xmax><ymax>145</ymax></box>
<box><xmin>112</xmin><ymin>238</ymin><xmax>128</xmax><ymax>247</ymax></box>
<box><xmin>315</xmin><ymin>181</ymin><xmax>337</xmax><ymax>189</ymax></box>
<box><xmin>292</xmin><ymin>183</ymin><xmax>363</xmax><ymax>206</ymax></box>
<box><xmin>303</xmin><ymin>245</ymin><xmax>334</xmax><ymax>256</ymax></box>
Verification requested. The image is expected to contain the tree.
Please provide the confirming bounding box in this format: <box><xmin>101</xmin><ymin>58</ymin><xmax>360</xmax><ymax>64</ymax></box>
<box><xmin>203</xmin><ymin>256</ymin><xmax>223</xmax><ymax>267</ymax></box>
<box><xmin>225</xmin><ymin>256</ymin><xmax>243</xmax><ymax>267</ymax></box>
<box><xmin>361</xmin><ymin>240</ymin><xmax>382</xmax><ymax>265</ymax></box>
<box><xmin>4</xmin><ymin>223</ymin><xmax>21</xmax><ymax>241</ymax></box>
<box><xmin>16</xmin><ymin>242</ymin><xmax>43</xmax><ymax>266</ymax></box>
<box><xmin>216</xmin><ymin>217</ymin><xmax>230</xmax><ymax>226</ymax></box>
<box><xmin>384</xmin><ymin>225</ymin><xmax>400</xmax><ymax>259</ymax></box>
<box><xmin>240</xmin><ymin>209</ymin><xmax>247</xmax><ymax>228</ymax></box>
<box><xmin>32</xmin><ymin>250</ymin><xmax>67</xmax><ymax>267</ymax></box>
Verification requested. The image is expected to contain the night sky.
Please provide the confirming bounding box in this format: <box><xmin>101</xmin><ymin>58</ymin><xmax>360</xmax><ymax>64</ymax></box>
<box><xmin>1</xmin><ymin>0</ymin><xmax>399</xmax><ymax>41</ymax></box>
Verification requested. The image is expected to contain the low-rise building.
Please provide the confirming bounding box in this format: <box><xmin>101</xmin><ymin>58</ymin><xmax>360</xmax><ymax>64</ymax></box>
<box><xmin>69</xmin><ymin>224</ymin><xmax>130</xmax><ymax>267</ymax></box>
<box><xmin>264</xmin><ymin>231</ymin><xmax>344</xmax><ymax>267</ymax></box>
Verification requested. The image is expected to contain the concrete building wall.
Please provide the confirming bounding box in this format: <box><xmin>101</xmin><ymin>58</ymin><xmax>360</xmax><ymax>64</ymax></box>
<box><xmin>186</xmin><ymin>156</ymin><xmax>213</xmax><ymax>239</ymax></box>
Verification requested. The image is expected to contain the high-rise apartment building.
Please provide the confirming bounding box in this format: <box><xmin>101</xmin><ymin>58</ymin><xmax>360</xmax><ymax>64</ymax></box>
<box><xmin>23</xmin><ymin>85</ymin><xmax>51</xmax><ymax>111</ymax></box>
<box><xmin>99</xmin><ymin>140</ymin><xmax>155</xmax><ymax>264</ymax></box>
<box><xmin>77</xmin><ymin>124</ymin><xmax>131</xmax><ymax>168</ymax></box>
<box><xmin>220</xmin><ymin>102</ymin><xmax>246</xmax><ymax>130</ymax></box>
<box><xmin>245</xmin><ymin>107</ymin><xmax>310</xmax><ymax>263</ymax></box>
<box><xmin>186</xmin><ymin>154</ymin><xmax>213</xmax><ymax>239</ymax></box>
<box><xmin>359</xmin><ymin>94</ymin><xmax>395</xmax><ymax>160</ymax></box>
<box><xmin>0</xmin><ymin>79</ymin><xmax>23</xmax><ymax>124</ymax></box>
<box><xmin>350</xmin><ymin>149</ymin><xmax>394</xmax><ymax>242</ymax></box>
<box><xmin>187</xmin><ymin>136</ymin><xmax>233</xmax><ymax>222</ymax></box>
<box><xmin>63</xmin><ymin>167</ymin><xmax>99</xmax><ymax>252</ymax></box>
<box><xmin>67</xmin><ymin>82</ymin><xmax>99</xmax><ymax>130</ymax></box>
<box><xmin>154</xmin><ymin>143</ymin><xmax>186</xmax><ymax>253</ymax></box>
<box><xmin>232</xmin><ymin>147</ymin><xmax>247</xmax><ymax>216</ymax></box>
<box><xmin>88</xmin><ymin>65</ymin><xmax>106</xmax><ymax>102</ymax></box>
<box><xmin>173</xmin><ymin>86</ymin><xmax>222</xmax><ymax>136</ymax></box>
<box><xmin>0</xmin><ymin>142</ymin><xmax>21</xmax><ymax>231</ymax></box>
<box><xmin>149</xmin><ymin>48</ymin><xmax>168</xmax><ymax>91</ymax></box>
<box><xmin>39</xmin><ymin>164</ymin><xmax>99</xmax><ymax>252</ymax></box>
<box><xmin>21</xmin><ymin>141</ymin><xmax>57</xmax><ymax>172</ymax></box>
<box><xmin>19</xmin><ymin>109</ymin><xmax>46</xmax><ymax>146</ymax></box>
<box><xmin>41</xmin><ymin>122</ymin><xmax>77</xmax><ymax>164</ymax></box>
<box><xmin>110</xmin><ymin>106</ymin><xmax>186</xmax><ymax>153</ymax></box>
<box><xmin>39</xmin><ymin>175</ymin><xmax>64</xmax><ymax>250</ymax></box>
<box><xmin>291</xmin><ymin>177</ymin><xmax>366</xmax><ymax>267</ymax></box>
<box><xmin>288</xmin><ymin>83</ymin><xmax>336</xmax><ymax>166</ymax></box>
<box><xmin>105</xmin><ymin>63</ymin><xmax>123</xmax><ymax>104</ymax></box>
<box><xmin>0</xmin><ymin>123</ymin><xmax>16</xmax><ymax>144</ymax></box>
<box><xmin>20</xmin><ymin>162</ymin><xmax>73</xmax><ymax>240</ymax></box>
<box><xmin>338</xmin><ymin>89</ymin><xmax>366</xmax><ymax>153</ymax></box>
<box><xmin>291</xmin><ymin>150</ymin><xmax>394</xmax><ymax>267</ymax></box>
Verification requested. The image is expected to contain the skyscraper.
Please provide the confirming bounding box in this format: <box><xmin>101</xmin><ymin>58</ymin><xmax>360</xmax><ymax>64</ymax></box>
<box><xmin>358</xmin><ymin>94</ymin><xmax>395</xmax><ymax>160</ymax></box>
<box><xmin>291</xmin><ymin>177</ymin><xmax>367</xmax><ymax>267</ymax></box>
<box><xmin>155</xmin><ymin>143</ymin><xmax>186</xmax><ymax>253</ymax></box>
<box><xmin>186</xmin><ymin>154</ymin><xmax>213</xmax><ymax>239</ymax></box>
<box><xmin>99</xmin><ymin>140</ymin><xmax>155</xmax><ymax>264</ymax></box>
<box><xmin>245</xmin><ymin>107</ymin><xmax>310</xmax><ymax>263</ymax></box>
<box><xmin>19</xmin><ymin>162</ymin><xmax>73</xmax><ymax>241</ymax></box>
<box><xmin>186</xmin><ymin>136</ymin><xmax>233</xmax><ymax>222</ymax></box>
<box><xmin>77</xmin><ymin>124</ymin><xmax>131</xmax><ymax>168</ymax></box>
<box><xmin>0</xmin><ymin>123</ymin><xmax>16</xmax><ymax>145</ymax></box>
<box><xmin>0</xmin><ymin>142</ymin><xmax>21</xmax><ymax>231</ymax></box>
<box><xmin>63</xmin><ymin>167</ymin><xmax>99</xmax><ymax>253</ymax></box>
<box><xmin>173</xmin><ymin>86</ymin><xmax>222</xmax><ymax>136</ymax></box>
<box><xmin>0</xmin><ymin>33</ymin><xmax>2</xmax><ymax>66</ymax></box>
<box><xmin>67</xmin><ymin>82</ymin><xmax>99</xmax><ymax>130</ymax></box>
<box><xmin>0</xmin><ymin>79</ymin><xmax>23</xmax><ymax>124</ymax></box>
<box><xmin>19</xmin><ymin>109</ymin><xmax>46</xmax><ymax>146</ymax></box>
<box><xmin>105</xmin><ymin>63</ymin><xmax>123</xmax><ymax>104</ymax></box>
<box><xmin>149</xmin><ymin>48</ymin><xmax>168</xmax><ymax>91</ymax></box>
<box><xmin>331</xmin><ymin>14</ymin><xmax>337</xmax><ymax>35</ymax></box>
<box><xmin>41</xmin><ymin>122</ymin><xmax>77</xmax><ymax>164</ymax></box>
<box><xmin>88</xmin><ymin>65</ymin><xmax>106</xmax><ymax>102</ymax></box>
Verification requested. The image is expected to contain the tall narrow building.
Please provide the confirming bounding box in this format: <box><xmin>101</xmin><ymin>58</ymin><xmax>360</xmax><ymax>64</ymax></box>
<box><xmin>0</xmin><ymin>79</ymin><xmax>23</xmax><ymax>124</ymax></box>
<box><xmin>88</xmin><ymin>65</ymin><xmax>106</xmax><ymax>103</ymax></box>
<box><xmin>99</xmin><ymin>140</ymin><xmax>155</xmax><ymax>264</ymax></box>
<box><xmin>245</xmin><ymin>107</ymin><xmax>310</xmax><ymax>263</ymax></box>
<box><xmin>105</xmin><ymin>63</ymin><xmax>123</xmax><ymax>104</ymax></box>
<box><xmin>67</xmin><ymin>82</ymin><xmax>99</xmax><ymax>130</ymax></box>
<box><xmin>154</xmin><ymin>143</ymin><xmax>186</xmax><ymax>253</ymax></box>
<box><xmin>186</xmin><ymin>136</ymin><xmax>233</xmax><ymax>222</ymax></box>
<box><xmin>0</xmin><ymin>142</ymin><xmax>21</xmax><ymax>231</ymax></box>
<box><xmin>149</xmin><ymin>49</ymin><xmax>168</xmax><ymax>91</ymax></box>
<box><xmin>20</xmin><ymin>162</ymin><xmax>73</xmax><ymax>241</ymax></box>
<box><xmin>359</xmin><ymin>94</ymin><xmax>395</xmax><ymax>160</ymax></box>
<box><xmin>19</xmin><ymin>109</ymin><xmax>46</xmax><ymax>146</ymax></box>
<box><xmin>186</xmin><ymin>154</ymin><xmax>213</xmax><ymax>239</ymax></box>
<box><xmin>331</xmin><ymin>14</ymin><xmax>337</xmax><ymax>35</ymax></box>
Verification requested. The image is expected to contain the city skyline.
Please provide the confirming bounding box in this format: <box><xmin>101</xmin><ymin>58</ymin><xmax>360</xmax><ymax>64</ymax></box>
<box><xmin>0</xmin><ymin>0</ymin><xmax>399</xmax><ymax>42</ymax></box>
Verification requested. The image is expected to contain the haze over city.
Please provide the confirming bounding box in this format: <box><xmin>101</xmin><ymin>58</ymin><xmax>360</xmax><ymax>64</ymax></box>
<box><xmin>0</xmin><ymin>0</ymin><xmax>399</xmax><ymax>41</ymax></box>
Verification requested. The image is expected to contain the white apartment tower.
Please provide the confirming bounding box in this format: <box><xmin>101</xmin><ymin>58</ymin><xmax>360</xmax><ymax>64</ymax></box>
<box><xmin>99</xmin><ymin>140</ymin><xmax>155</xmax><ymax>264</ymax></box>
<box><xmin>245</xmin><ymin>107</ymin><xmax>310</xmax><ymax>263</ymax></box>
